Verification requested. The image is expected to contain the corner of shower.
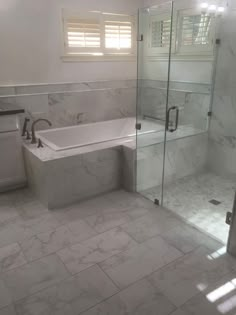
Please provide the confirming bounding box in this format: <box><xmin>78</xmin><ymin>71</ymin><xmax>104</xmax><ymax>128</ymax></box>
<box><xmin>135</xmin><ymin>0</ymin><xmax>233</xmax><ymax>245</ymax></box>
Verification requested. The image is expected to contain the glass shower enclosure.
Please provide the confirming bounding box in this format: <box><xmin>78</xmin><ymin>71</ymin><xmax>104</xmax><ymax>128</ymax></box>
<box><xmin>136</xmin><ymin>1</ymin><xmax>233</xmax><ymax>244</ymax></box>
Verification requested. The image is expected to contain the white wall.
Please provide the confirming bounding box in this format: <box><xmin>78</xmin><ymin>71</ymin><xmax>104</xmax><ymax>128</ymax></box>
<box><xmin>0</xmin><ymin>0</ymin><xmax>142</xmax><ymax>85</ymax></box>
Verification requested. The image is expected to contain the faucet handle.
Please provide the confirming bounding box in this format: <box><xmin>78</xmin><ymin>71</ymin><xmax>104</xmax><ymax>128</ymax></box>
<box><xmin>22</xmin><ymin>117</ymin><xmax>30</xmax><ymax>137</ymax></box>
<box><xmin>26</xmin><ymin>130</ymin><xmax>31</xmax><ymax>140</ymax></box>
<box><xmin>37</xmin><ymin>138</ymin><xmax>44</xmax><ymax>148</ymax></box>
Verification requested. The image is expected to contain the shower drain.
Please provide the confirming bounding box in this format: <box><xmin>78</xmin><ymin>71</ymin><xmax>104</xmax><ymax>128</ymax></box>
<box><xmin>209</xmin><ymin>199</ymin><xmax>222</xmax><ymax>206</ymax></box>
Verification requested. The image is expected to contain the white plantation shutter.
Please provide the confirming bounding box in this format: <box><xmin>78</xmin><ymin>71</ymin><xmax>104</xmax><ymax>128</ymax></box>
<box><xmin>63</xmin><ymin>11</ymin><xmax>135</xmax><ymax>58</ymax></box>
<box><xmin>151</xmin><ymin>19</ymin><xmax>172</xmax><ymax>48</ymax></box>
<box><xmin>64</xmin><ymin>18</ymin><xmax>101</xmax><ymax>55</ymax></box>
<box><xmin>104</xmin><ymin>19</ymin><xmax>133</xmax><ymax>52</ymax></box>
<box><xmin>148</xmin><ymin>14</ymin><xmax>176</xmax><ymax>55</ymax></box>
<box><xmin>178</xmin><ymin>11</ymin><xmax>214</xmax><ymax>54</ymax></box>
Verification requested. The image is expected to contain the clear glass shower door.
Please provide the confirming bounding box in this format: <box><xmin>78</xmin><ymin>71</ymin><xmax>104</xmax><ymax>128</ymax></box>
<box><xmin>136</xmin><ymin>2</ymin><xmax>173</xmax><ymax>205</ymax></box>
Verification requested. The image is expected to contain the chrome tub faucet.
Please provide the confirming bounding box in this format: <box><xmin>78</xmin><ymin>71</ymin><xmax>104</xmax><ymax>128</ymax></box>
<box><xmin>31</xmin><ymin>119</ymin><xmax>52</xmax><ymax>144</ymax></box>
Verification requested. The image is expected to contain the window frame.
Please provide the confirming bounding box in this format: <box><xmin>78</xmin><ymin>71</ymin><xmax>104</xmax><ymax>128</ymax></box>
<box><xmin>146</xmin><ymin>8</ymin><xmax>215</xmax><ymax>60</ymax></box>
<box><xmin>62</xmin><ymin>9</ymin><xmax>136</xmax><ymax>62</ymax></box>
<box><xmin>147</xmin><ymin>12</ymin><xmax>177</xmax><ymax>56</ymax></box>
<box><xmin>176</xmin><ymin>9</ymin><xmax>215</xmax><ymax>56</ymax></box>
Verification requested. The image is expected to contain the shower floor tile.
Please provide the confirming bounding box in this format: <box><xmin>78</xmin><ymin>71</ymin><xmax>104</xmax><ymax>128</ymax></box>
<box><xmin>141</xmin><ymin>172</ymin><xmax>236</xmax><ymax>244</ymax></box>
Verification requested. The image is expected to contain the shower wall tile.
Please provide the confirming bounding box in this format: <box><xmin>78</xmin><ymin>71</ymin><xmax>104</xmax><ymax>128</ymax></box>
<box><xmin>208</xmin><ymin>88</ymin><xmax>236</xmax><ymax>176</ymax></box>
<box><xmin>208</xmin><ymin>11</ymin><xmax>236</xmax><ymax>176</ymax></box>
<box><xmin>137</xmin><ymin>133</ymin><xmax>208</xmax><ymax>192</ymax></box>
<box><xmin>138</xmin><ymin>81</ymin><xmax>210</xmax><ymax>132</ymax></box>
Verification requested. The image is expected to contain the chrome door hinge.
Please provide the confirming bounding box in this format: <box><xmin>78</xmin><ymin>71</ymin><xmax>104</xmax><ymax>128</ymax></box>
<box><xmin>135</xmin><ymin>123</ymin><xmax>142</xmax><ymax>130</ymax></box>
<box><xmin>226</xmin><ymin>212</ymin><xmax>232</xmax><ymax>225</ymax></box>
<box><xmin>208</xmin><ymin>111</ymin><xmax>212</xmax><ymax>117</ymax></box>
<box><xmin>137</xmin><ymin>34</ymin><xmax>144</xmax><ymax>42</ymax></box>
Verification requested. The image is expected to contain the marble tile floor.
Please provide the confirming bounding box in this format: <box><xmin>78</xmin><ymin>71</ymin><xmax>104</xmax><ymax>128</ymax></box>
<box><xmin>142</xmin><ymin>172</ymin><xmax>236</xmax><ymax>244</ymax></box>
<box><xmin>0</xmin><ymin>188</ymin><xmax>236</xmax><ymax>314</ymax></box>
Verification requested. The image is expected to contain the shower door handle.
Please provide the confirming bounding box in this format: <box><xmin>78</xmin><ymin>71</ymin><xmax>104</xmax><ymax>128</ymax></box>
<box><xmin>166</xmin><ymin>106</ymin><xmax>179</xmax><ymax>133</ymax></box>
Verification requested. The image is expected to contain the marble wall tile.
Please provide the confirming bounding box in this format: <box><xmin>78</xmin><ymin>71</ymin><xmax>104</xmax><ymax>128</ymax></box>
<box><xmin>137</xmin><ymin>133</ymin><xmax>208</xmax><ymax>192</ymax></box>
<box><xmin>122</xmin><ymin>145</ymin><xmax>136</xmax><ymax>192</ymax></box>
<box><xmin>0</xmin><ymin>80</ymin><xmax>136</xmax><ymax>133</ymax></box>
<box><xmin>81</xmin><ymin>278</ymin><xmax>175</xmax><ymax>315</ymax></box>
<box><xmin>0</xmin><ymin>243</ymin><xmax>27</xmax><ymax>273</ymax></box>
<box><xmin>99</xmin><ymin>235</ymin><xmax>182</xmax><ymax>289</ymax></box>
<box><xmin>2</xmin><ymin>254</ymin><xmax>69</xmax><ymax>302</ymax></box>
<box><xmin>14</xmin><ymin>265</ymin><xmax>118</xmax><ymax>315</ymax></box>
<box><xmin>208</xmin><ymin>88</ymin><xmax>236</xmax><ymax>176</ymax></box>
<box><xmin>138</xmin><ymin>80</ymin><xmax>210</xmax><ymax>132</ymax></box>
<box><xmin>0</xmin><ymin>97</ymin><xmax>16</xmax><ymax>107</ymax></box>
<box><xmin>46</xmin><ymin>148</ymin><xmax>122</xmax><ymax>209</ymax></box>
<box><xmin>0</xmin><ymin>87</ymin><xmax>15</xmax><ymax>96</ymax></box>
<box><xmin>47</xmin><ymin>88</ymin><xmax>136</xmax><ymax>128</ymax></box>
<box><xmin>208</xmin><ymin>11</ymin><xmax>236</xmax><ymax>176</ymax></box>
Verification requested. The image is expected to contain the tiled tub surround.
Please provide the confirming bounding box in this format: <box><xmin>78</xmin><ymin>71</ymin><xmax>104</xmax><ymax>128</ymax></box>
<box><xmin>24</xmin><ymin>115</ymin><xmax>207</xmax><ymax>209</ymax></box>
<box><xmin>0</xmin><ymin>79</ymin><xmax>136</xmax><ymax>131</ymax></box>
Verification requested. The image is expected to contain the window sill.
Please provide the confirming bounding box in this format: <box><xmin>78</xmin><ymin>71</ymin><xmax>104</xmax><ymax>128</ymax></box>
<box><xmin>61</xmin><ymin>55</ymin><xmax>136</xmax><ymax>62</ymax></box>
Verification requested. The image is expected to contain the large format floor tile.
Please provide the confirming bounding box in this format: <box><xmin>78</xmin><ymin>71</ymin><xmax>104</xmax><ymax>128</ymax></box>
<box><xmin>161</xmin><ymin>222</ymin><xmax>222</xmax><ymax>254</ymax></box>
<box><xmin>20</xmin><ymin>222</ymin><xmax>96</xmax><ymax>262</ymax></box>
<box><xmin>53</xmin><ymin>190</ymin><xmax>152</xmax><ymax>225</ymax></box>
<box><xmin>0</xmin><ymin>214</ymin><xmax>61</xmax><ymax>248</ymax></box>
<box><xmin>121</xmin><ymin>210</ymin><xmax>181</xmax><ymax>243</ymax></box>
<box><xmin>81</xmin><ymin>278</ymin><xmax>176</xmax><ymax>315</ymax></box>
<box><xmin>0</xmin><ymin>280</ymin><xmax>12</xmax><ymax>309</ymax></box>
<box><xmin>0</xmin><ymin>243</ymin><xmax>26</xmax><ymax>273</ymax></box>
<box><xmin>177</xmin><ymin>271</ymin><xmax>236</xmax><ymax>315</ymax></box>
<box><xmin>99</xmin><ymin>235</ymin><xmax>183</xmax><ymax>289</ymax></box>
<box><xmin>2</xmin><ymin>254</ymin><xmax>69</xmax><ymax>302</ymax></box>
<box><xmin>148</xmin><ymin>246</ymin><xmax>236</xmax><ymax>307</ymax></box>
<box><xmin>14</xmin><ymin>265</ymin><xmax>118</xmax><ymax>315</ymax></box>
<box><xmin>57</xmin><ymin>227</ymin><xmax>137</xmax><ymax>274</ymax></box>
<box><xmin>0</xmin><ymin>305</ymin><xmax>16</xmax><ymax>315</ymax></box>
<box><xmin>0</xmin><ymin>187</ymin><xmax>235</xmax><ymax>315</ymax></box>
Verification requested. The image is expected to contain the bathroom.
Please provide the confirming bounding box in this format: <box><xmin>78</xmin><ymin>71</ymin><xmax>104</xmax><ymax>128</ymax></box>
<box><xmin>0</xmin><ymin>0</ymin><xmax>236</xmax><ymax>314</ymax></box>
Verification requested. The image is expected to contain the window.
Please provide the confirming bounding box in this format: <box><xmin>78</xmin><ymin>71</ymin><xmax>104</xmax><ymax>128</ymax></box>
<box><xmin>177</xmin><ymin>10</ymin><xmax>214</xmax><ymax>55</ymax></box>
<box><xmin>148</xmin><ymin>13</ymin><xmax>176</xmax><ymax>55</ymax></box>
<box><xmin>147</xmin><ymin>9</ymin><xmax>215</xmax><ymax>58</ymax></box>
<box><xmin>62</xmin><ymin>10</ymin><xmax>135</xmax><ymax>60</ymax></box>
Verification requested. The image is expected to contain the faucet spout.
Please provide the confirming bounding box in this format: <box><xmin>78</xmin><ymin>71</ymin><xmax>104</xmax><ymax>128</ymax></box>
<box><xmin>31</xmin><ymin>119</ymin><xmax>52</xmax><ymax>144</ymax></box>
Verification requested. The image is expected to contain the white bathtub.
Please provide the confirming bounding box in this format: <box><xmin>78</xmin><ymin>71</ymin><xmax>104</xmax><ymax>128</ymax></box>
<box><xmin>36</xmin><ymin>117</ymin><xmax>164</xmax><ymax>151</ymax></box>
